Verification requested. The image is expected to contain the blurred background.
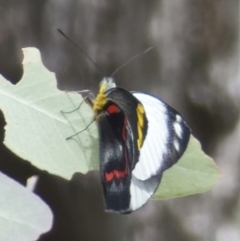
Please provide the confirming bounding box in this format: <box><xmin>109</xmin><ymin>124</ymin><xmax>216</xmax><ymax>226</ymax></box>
<box><xmin>0</xmin><ymin>0</ymin><xmax>239</xmax><ymax>240</ymax></box>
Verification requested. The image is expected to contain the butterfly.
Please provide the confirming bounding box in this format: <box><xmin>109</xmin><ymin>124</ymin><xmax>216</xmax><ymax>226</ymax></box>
<box><xmin>85</xmin><ymin>77</ymin><xmax>190</xmax><ymax>214</ymax></box>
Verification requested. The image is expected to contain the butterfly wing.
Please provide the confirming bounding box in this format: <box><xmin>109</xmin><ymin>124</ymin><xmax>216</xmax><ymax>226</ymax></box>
<box><xmin>132</xmin><ymin>93</ymin><xmax>190</xmax><ymax>180</ymax></box>
<box><xmin>97</xmin><ymin>105</ymin><xmax>133</xmax><ymax>212</ymax></box>
<box><xmin>96</xmin><ymin>88</ymin><xmax>147</xmax><ymax>213</ymax></box>
<box><xmin>128</xmin><ymin>92</ymin><xmax>190</xmax><ymax>211</ymax></box>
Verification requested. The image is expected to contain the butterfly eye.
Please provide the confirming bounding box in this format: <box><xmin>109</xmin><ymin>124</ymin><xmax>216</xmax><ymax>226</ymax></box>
<box><xmin>106</xmin><ymin>104</ymin><xmax>120</xmax><ymax>114</ymax></box>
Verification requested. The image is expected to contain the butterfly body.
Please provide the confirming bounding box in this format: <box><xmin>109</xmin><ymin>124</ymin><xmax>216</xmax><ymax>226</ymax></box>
<box><xmin>88</xmin><ymin>77</ymin><xmax>190</xmax><ymax>213</ymax></box>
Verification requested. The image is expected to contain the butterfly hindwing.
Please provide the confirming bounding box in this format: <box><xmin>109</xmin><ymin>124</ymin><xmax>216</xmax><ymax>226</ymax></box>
<box><xmin>97</xmin><ymin>105</ymin><xmax>131</xmax><ymax>211</ymax></box>
<box><xmin>96</xmin><ymin>89</ymin><xmax>147</xmax><ymax>213</ymax></box>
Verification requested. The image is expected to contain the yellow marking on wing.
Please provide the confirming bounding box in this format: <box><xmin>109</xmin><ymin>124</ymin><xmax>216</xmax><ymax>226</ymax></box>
<box><xmin>136</xmin><ymin>104</ymin><xmax>145</xmax><ymax>149</ymax></box>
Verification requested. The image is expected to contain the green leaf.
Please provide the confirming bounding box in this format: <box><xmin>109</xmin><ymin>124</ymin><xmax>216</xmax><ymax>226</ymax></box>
<box><xmin>0</xmin><ymin>172</ymin><xmax>52</xmax><ymax>241</ymax></box>
<box><xmin>153</xmin><ymin>135</ymin><xmax>221</xmax><ymax>199</ymax></box>
<box><xmin>0</xmin><ymin>48</ymin><xmax>98</xmax><ymax>180</ymax></box>
<box><xmin>0</xmin><ymin>47</ymin><xmax>220</xmax><ymax>199</ymax></box>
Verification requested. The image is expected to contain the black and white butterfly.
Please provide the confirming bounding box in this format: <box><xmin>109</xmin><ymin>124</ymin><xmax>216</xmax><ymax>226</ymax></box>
<box><xmin>86</xmin><ymin>77</ymin><xmax>190</xmax><ymax>214</ymax></box>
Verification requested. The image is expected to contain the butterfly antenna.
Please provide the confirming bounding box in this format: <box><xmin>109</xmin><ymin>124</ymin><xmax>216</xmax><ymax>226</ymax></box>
<box><xmin>111</xmin><ymin>46</ymin><xmax>154</xmax><ymax>77</ymax></box>
<box><xmin>57</xmin><ymin>29</ymin><xmax>100</xmax><ymax>70</ymax></box>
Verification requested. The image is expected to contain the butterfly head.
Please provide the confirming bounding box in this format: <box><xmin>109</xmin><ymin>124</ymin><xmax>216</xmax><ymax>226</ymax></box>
<box><xmin>93</xmin><ymin>77</ymin><xmax>117</xmax><ymax>116</ymax></box>
<box><xmin>99</xmin><ymin>77</ymin><xmax>116</xmax><ymax>93</ymax></box>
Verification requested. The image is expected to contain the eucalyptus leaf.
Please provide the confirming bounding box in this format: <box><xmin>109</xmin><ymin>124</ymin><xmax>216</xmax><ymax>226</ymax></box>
<box><xmin>0</xmin><ymin>172</ymin><xmax>52</xmax><ymax>241</ymax></box>
<box><xmin>0</xmin><ymin>47</ymin><xmax>220</xmax><ymax>199</ymax></box>
<box><xmin>153</xmin><ymin>135</ymin><xmax>221</xmax><ymax>199</ymax></box>
<box><xmin>0</xmin><ymin>47</ymin><xmax>98</xmax><ymax>180</ymax></box>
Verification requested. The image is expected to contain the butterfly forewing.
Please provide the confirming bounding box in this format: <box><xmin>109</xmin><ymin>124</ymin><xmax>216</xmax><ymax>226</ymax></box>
<box><xmin>117</xmin><ymin>92</ymin><xmax>191</xmax><ymax>212</ymax></box>
<box><xmin>132</xmin><ymin>93</ymin><xmax>190</xmax><ymax>181</ymax></box>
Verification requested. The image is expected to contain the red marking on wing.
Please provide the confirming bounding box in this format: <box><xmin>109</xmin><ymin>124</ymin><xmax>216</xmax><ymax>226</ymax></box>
<box><xmin>106</xmin><ymin>104</ymin><xmax>120</xmax><ymax>114</ymax></box>
<box><xmin>104</xmin><ymin>117</ymin><xmax>129</xmax><ymax>182</ymax></box>
<box><xmin>105</xmin><ymin>165</ymin><xmax>128</xmax><ymax>182</ymax></box>
<box><xmin>105</xmin><ymin>172</ymin><xmax>114</xmax><ymax>182</ymax></box>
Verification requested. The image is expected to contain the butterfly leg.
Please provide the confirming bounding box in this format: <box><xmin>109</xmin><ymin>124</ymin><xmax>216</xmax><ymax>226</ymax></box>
<box><xmin>61</xmin><ymin>90</ymin><xmax>92</xmax><ymax>114</ymax></box>
<box><xmin>61</xmin><ymin>90</ymin><xmax>95</xmax><ymax>140</ymax></box>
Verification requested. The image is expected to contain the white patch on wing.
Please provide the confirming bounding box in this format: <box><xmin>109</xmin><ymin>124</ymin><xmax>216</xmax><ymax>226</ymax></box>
<box><xmin>173</xmin><ymin>122</ymin><xmax>182</xmax><ymax>138</ymax></box>
<box><xmin>173</xmin><ymin>139</ymin><xmax>180</xmax><ymax>151</ymax></box>
<box><xmin>129</xmin><ymin>175</ymin><xmax>160</xmax><ymax>211</ymax></box>
<box><xmin>132</xmin><ymin>93</ymin><xmax>169</xmax><ymax>181</ymax></box>
<box><xmin>176</xmin><ymin>114</ymin><xmax>182</xmax><ymax>122</ymax></box>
